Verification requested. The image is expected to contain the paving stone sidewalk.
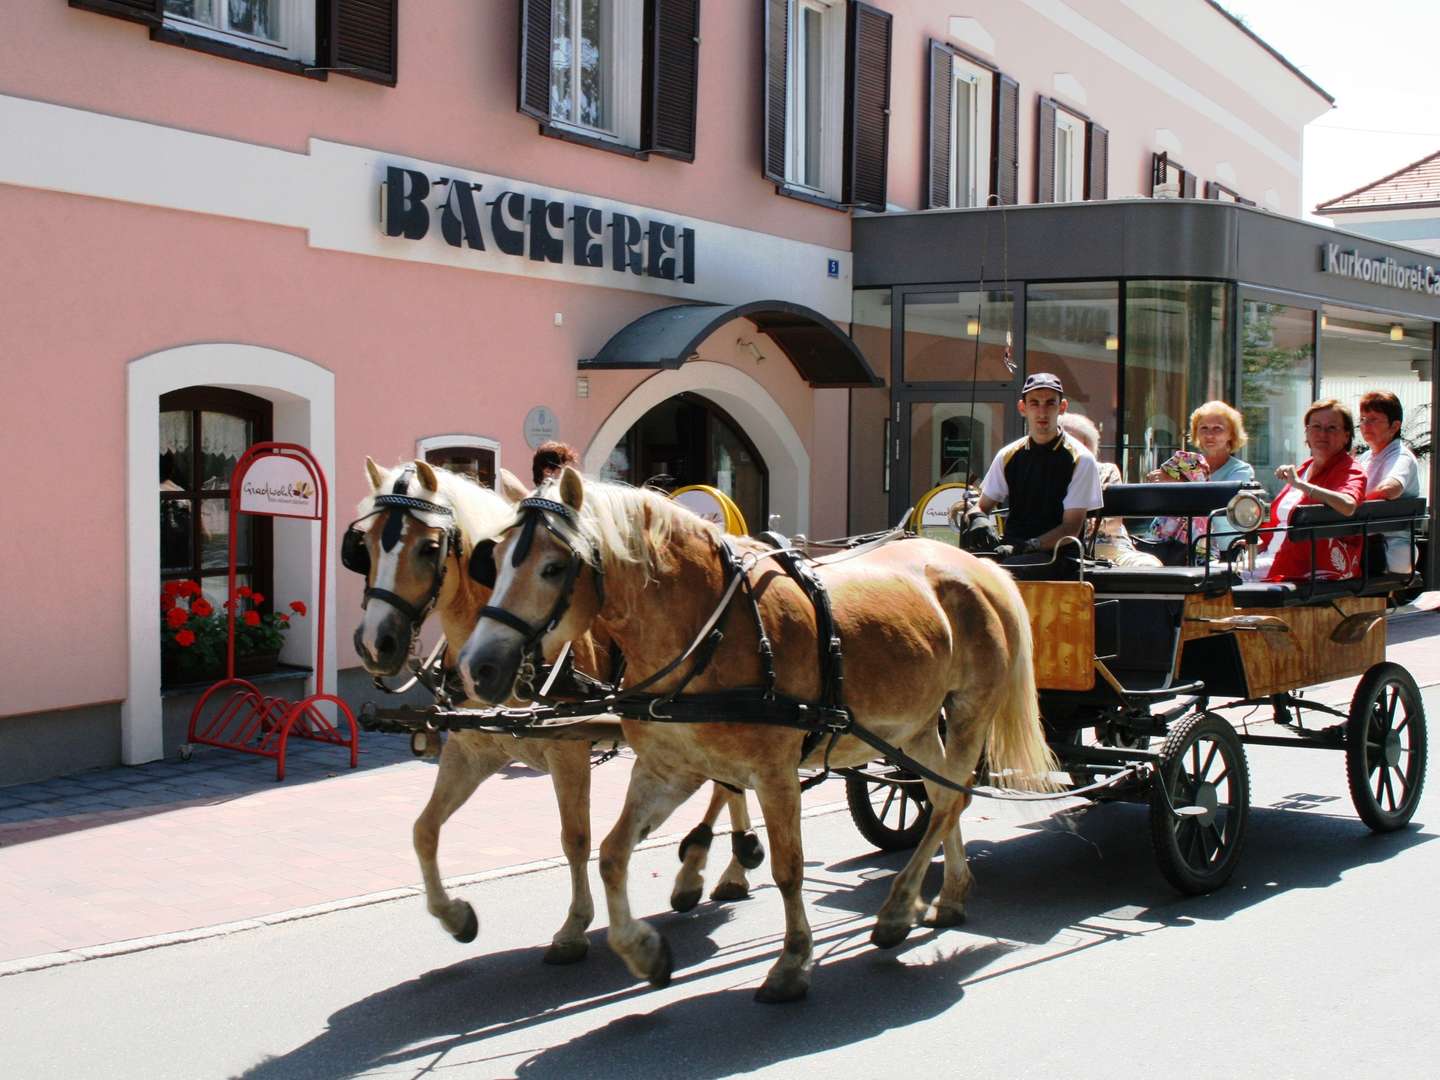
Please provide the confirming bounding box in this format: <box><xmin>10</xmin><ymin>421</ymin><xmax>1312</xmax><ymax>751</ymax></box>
<box><xmin>2</xmin><ymin>611</ymin><xmax>1436</xmax><ymax>972</ymax></box>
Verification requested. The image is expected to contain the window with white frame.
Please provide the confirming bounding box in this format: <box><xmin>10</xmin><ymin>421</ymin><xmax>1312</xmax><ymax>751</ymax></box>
<box><xmin>786</xmin><ymin>0</ymin><xmax>845</xmax><ymax>198</ymax></box>
<box><xmin>417</xmin><ymin>435</ymin><xmax>502</xmax><ymax>491</ymax></box>
<box><xmin>951</xmin><ymin>59</ymin><xmax>993</xmax><ymax>208</ymax></box>
<box><xmin>549</xmin><ymin>0</ymin><xmax>643</xmax><ymax>146</ymax></box>
<box><xmin>162</xmin><ymin>0</ymin><xmax>314</xmax><ymax>63</ymax></box>
<box><xmin>1053</xmin><ymin>108</ymin><xmax>1085</xmax><ymax>202</ymax></box>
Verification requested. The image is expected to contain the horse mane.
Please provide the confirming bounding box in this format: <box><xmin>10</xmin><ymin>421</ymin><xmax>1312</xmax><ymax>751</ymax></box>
<box><xmin>358</xmin><ymin>464</ymin><xmax>515</xmax><ymax>544</ymax></box>
<box><xmin>538</xmin><ymin>477</ymin><xmax>719</xmax><ymax>579</ymax></box>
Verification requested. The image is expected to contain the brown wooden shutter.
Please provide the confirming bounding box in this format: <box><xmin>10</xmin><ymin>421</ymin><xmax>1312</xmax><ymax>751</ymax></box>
<box><xmin>1035</xmin><ymin>96</ymin><xmax>1057</xmax><ymax>203</ymax></box>
<box><xmin>843</xmin><ymin>1</ymin><xmax>892</xmax><ymax>211</ymax></box>
<box><xmin>643</xmin><ymin>0</ymin><xmax>701</xmax><ymax>161</ymax></box>
<box><xmin>1150</xmin><ymin>151</ymin><xmax>1167</xmax><ymax>195</ymax></box>
<box><xmin>762</xmin><ymin>0</ymin><xmax>789</xmax><ymax>183</ymax></box>
<box><xmin>990</xmin><ymin>72</ymin><xmax>1019</xmax><ymax>205</ymax></box>
<box><xmin>926</xmin><ymin>40</ymin><xmax>953</xmax><ymax>209</ymax></box>
<box><xmin>1182</xmin><ymin>170</ymin><xmax>1197</xmax><ymax>198</ymax></box>
<box><xmin>67</xmin><ymin>0</ymin><xmax>162</xmax><ymax>25</ymax></box>
<box><xmin>1084</xmin><ymin>121</ymin><xmax>1108</xmax><ymax>200</ymax></box>
<box><xmin>325</xmin><ymin>0</ymin><xmax>398</xmax><ymax>86</ymax></box>
<box><xmin>517</xmin><ymin>0</ymin><xmax>553</xmax><ymax>121</ymax></box>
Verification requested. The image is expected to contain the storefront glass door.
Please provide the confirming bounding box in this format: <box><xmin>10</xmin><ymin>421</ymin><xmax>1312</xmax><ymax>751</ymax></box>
<box><xmin>897</xmin><ymin>399</ymin><xmax>1011</xmax><ymax>522</ymax></box>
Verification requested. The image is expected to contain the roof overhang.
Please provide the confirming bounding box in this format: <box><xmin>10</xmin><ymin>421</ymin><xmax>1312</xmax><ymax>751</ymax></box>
<box><xmin>578</xmin><ymin>301</ymin><xmax>882</xmax><ymax>388</ymax></box>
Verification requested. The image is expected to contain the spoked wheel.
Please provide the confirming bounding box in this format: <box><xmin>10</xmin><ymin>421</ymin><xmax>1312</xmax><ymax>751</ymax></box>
<box><xmin>846</xmin><ymin>766</ymin><xmax>933</xmax><ymax>851</ymax></box>
<box><xmin>1346</xmin><ymin>662</ymin><xmax>1427</xmax><ymax>832</ymax></box>
<box><xmin>1149</xmin><ymin>712</ymin><xmax>1250</xmax><ymax>894</ymax></box>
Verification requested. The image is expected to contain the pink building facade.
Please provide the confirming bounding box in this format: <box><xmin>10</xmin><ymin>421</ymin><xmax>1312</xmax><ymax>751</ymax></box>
<box><xmin>1</xmin><ymin>0</ymin><xmax>1334</xmax><ymax>782</ymax></box>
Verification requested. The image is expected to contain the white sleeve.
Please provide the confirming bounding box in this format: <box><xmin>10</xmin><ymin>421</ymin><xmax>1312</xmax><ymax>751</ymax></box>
<box><xmin>1064</xmin><ymin>452</ymin><xmax>1105</xmax><ymax>512</ymax></box>
<box><xmin>980</xmin><ymin>451</ymin><xmax>1008</xmax><ymax>503</ymax></box>
<box><xmin>1386</xmin><ymin>449</ymin><xmax>1420</xmax><ymax>497</ymax></box>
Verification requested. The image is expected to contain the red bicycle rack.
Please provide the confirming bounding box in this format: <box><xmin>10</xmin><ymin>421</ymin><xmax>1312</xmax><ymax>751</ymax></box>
<box><xmin>187</xmin><ymin>442</ymin><xmax>358</xmax><ymax>780</ymax></box>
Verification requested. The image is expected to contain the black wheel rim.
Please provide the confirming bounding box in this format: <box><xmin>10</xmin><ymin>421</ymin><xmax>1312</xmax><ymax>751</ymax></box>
<box><xmin>1361</xmin><ymin>681</ymin><xmax>1419</xmax><ymax>816</ymax></box>
<box><xmin>1166</xmin><ymin>735</ymin><xmax>1240</xmax><ymax>874</ymax></box>
<box><xmin>863</xmin><ymin>774</ymin><xmax>928</xmax><ymax>836</ymax></box>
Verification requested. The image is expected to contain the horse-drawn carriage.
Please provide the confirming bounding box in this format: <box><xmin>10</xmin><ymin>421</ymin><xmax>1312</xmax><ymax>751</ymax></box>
<box><xmin>846</xmin><ymin>480</ymin><xmax>1430</xmax><ymax>894</ymax></box>
<box><xmin>349</xmin><ymin>460</ymin><xmax>1428</xmax><ymax>1000</ymax></box>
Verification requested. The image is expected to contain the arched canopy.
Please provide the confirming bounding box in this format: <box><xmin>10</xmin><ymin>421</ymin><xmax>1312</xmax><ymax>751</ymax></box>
<box><xmin>578</xmin><ymin>301</ymin><xmax>882</xmax><ymax>388</ymax></box>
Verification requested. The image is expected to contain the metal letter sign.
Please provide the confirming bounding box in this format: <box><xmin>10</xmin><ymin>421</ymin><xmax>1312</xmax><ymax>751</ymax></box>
<box><xmin>238</xmin><ymin>454</ymin><xmax>320</xmax><ymax>519</ymax></box>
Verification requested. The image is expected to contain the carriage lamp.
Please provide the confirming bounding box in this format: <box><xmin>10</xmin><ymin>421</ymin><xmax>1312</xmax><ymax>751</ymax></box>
<box><xmin>1225</xmin><ymin>490</ymin><xmax>1266</xmax><ymax>533</ymax></box>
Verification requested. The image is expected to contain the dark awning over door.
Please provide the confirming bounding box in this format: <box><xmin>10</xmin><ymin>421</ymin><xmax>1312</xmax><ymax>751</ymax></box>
<box><xmin>578</xmin><ymin>301</ymin><xmax>882</xmax><ymax>388</ymax></box>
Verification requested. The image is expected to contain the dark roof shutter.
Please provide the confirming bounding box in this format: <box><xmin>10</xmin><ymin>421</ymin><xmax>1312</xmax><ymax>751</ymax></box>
<box><xmin>643</xmin><ymin>0</ymin><xmax>701</xmax><ymax>161</ymax></box>
<box><xmin>843</xmin><ymin>1</ymin><xmax>892</xmax><ymax>211</ymax></box>
<box><xmin>1084</xmin><ymin>121</ymin><xmax>1108</xmax><ymax>200</ymax></box>
<box><xmin>990</xmin><ymin>72</ymin><xmax>1019</xmax><ymax>205</ymax></box>
<box><xmin>1035</xmin><ymin>96</ymin><xmax>1057</xmax><ymax>203</ymax></box>
<box><xmin>1150</xmin><ymin>151</ymin><xmax>1167</xmax><ymax>195</ymax></box>
<box><xmin>1182</xmin><ymin>170</ymin><xmax>1198</xmax><ymax>199</ymax></box>
<box><xmin>326</xmin><ymin>0</ymin><xmax>398</xmax><ymax>86</ymax></box>
<box><xmin>762</xmin><ymin>0</ymin><xmax>789</xmax><ymax>184</ymax></box>
<box><xmin>67</xmin><ymin>0</ymin><xmax>162</xmax><ymax>25</ymax></box>
<box><xmin>926</xmin><ymin>40</ymin><xmax>954</xmax><ymax>209</ymax></box>
<box><xmin>517</xmin><ymin>0</ymin><xmax>553</xmax><ymax>121</ymax></box>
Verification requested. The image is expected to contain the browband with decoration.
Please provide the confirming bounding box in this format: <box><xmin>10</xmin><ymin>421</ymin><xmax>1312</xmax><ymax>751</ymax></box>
<box><xmin>517</xmin><ymin>496</ymin><xmax>576</xmax><ymax>522</ymax></box>
<box><xmin>372</xmin><ymin>493</ymin><xmax>456</xmax><ymax>518</ymax></box>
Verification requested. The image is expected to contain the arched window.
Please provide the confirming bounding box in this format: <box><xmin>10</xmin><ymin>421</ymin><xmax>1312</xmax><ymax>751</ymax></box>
<box><xmin>159</xmin><ymin>387</ymin><xmax>273</xmax><ymax>611</ymax></box>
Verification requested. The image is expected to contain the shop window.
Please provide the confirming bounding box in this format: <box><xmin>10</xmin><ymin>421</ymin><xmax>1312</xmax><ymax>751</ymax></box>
<box><xmin>1122</xmin><ymin>281</ymin><xmax>1229</xmax><ymax>479</ymax></box>
<box><xmin>1026</xmin><ymin>282</ymin><xmax>1120</xmax><ymax>457</ymax></box>
<box><xmin>848</xmin><ymin>289</ymin><xmax>892</xmax><ymax>532</ymax></box>
<box><xmin>1150</xmin><ymin>152</ymin><xmax>1197</xmax><ymax>199</ymax></box>
<box><xmin>159</xmin><ymin>386</ymin><xmax>273</xmax><ymax>615</ymax></box>
<box><xmin>902</xmin><ymin>289</ymin><xmax>1015</xmax><ymax>384</ymax></box>
<box><xmin>417</xmin><ymin>435</ymin><xmax>500</xmax><ymax>490</ymax></box>
<box><xmin>161</xmin><ymin>0</ymin><xmax>312</xmax><ymax>61</ymax></box>
<box><xmin>925</xmin><ymin>41</ymin><xmax>1020</xmax><ymax>209</ymax></box>
<box><xmin>763</xmin><ymin>0</ymin><xmax>893</xmax><ymax>210</ymax></box>
<box><xmin>1238</xmin><ymin>300</ymin><xmax>1315</xmax><ymax>495</ymax></box>
<box><xmin>518</xmin><ymin>0</ymin><xmax>699</xmax><ymax>160</ymax></box>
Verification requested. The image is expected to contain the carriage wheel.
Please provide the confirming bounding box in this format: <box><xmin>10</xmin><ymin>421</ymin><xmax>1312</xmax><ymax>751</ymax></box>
<box><xmin>846</xmin><ymin>767</ymin><xmax>933</xmax><ymax>851</ymax></box>
<box><xmin>1149</xmin><ymin>712</ymin><xmax>1250</xmax><ymax>895</ymax></box>
<box><xmin>1345</xmin><ymin>662</ymin><xmax>1427</xmax><ymax>832</ymax></box>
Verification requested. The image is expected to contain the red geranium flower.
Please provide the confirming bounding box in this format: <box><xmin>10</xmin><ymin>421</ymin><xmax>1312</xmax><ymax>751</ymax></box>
<box><xmin>243</xmin><ymin>611</ymin><xmax>261</xmax><ymax>627</ymax></box>
<box><xmin>223</xmin><ymin>598</ymin><xmax>237</xmax><ymax>611</ymax></box>
<box><xmin>191</xmin><ymin>598</ymin><xmax>214</xmax><ymax>618</ymax></box>
<box><xmin>163</xmin><ymin>580</ymin><xmax>184</xmax><ymax>597</ymax></box>
<box><xmin>236</xmin><ymin>585</ymin><xmax>253</xmax><ymax>599</ymax></box>
<box><xmin>277</xmin><ymin>613</ymin><xmax>290</xmax><ymax>624</ymax></box>
<box><xmin>250</xmin><ymin>592</ymin><xmax>266</xmax><ymax>605</ymax></box>
<box><xmin>179</xmin><ymin>580</ymin><xmax>202</xmax><ymax>597</ymax></box>
<box><xmin>289</xmin><ymin>600</ymin><xmax>307</xmax><ymax>616</ymax></box>
<box><xmin>162</xmin><ymin>594</ymin><xmax>177</xmax><ymax>612</ymax></box>
<box><xmin>166</xmin><ymin>607</ymin><xmax>189</xmax><ymax>628</ymax></box>
<box><xmin>175</xmin><ymin>629</ymin><xmax>196</xmax><ymax>647</ymax></box>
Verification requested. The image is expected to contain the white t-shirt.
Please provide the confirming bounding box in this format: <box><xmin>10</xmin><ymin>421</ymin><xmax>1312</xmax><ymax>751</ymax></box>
<box><xmin>1364</xmin><ymin>438</ymin><xmax>1421</xmax><ymax>573</ymax></box>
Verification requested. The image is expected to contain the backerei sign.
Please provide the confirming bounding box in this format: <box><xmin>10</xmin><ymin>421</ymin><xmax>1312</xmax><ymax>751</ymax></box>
<box><xmin>382</xmin><ymin>166</ymin><xmax>696</xmax><ymax>284</ymax></box>
<box><xmin>1321</xmin><ymin>243</ymin><xmax>1440</xmax><ymax>296</ymax></box>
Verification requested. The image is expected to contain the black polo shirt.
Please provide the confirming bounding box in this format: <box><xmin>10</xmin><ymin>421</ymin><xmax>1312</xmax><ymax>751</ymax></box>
<box><xmin>979</xmin><ymin>433</ymin><xmax>1103</xmax><ymax>545</ymax></box>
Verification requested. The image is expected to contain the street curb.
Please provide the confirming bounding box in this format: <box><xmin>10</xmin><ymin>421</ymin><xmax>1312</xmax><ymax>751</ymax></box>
<box><xmin>0</xmin><ymin>798</ymin><xmax>851</xmax><ymax>978</ymax></box>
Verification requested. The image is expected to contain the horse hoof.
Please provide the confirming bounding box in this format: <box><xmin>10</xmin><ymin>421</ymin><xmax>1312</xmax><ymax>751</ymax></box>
<box><xmin>543</xmin><ymin>938</ymin><xmax>589</xmax><ymax>966</ymax></box>
<box><xmin>923</xmin><ymin>903</ymin><xmax>967</xmax><ymax>929</ymax></box>
<box><xmin>451</xmin><ymin>903</ymin><xmax>479</xmax><ymax>945</ymax></box>
<box><xmin>709</xmin><ymin>880</ymin><xmax>750</xmax><ymax>903</ymax></box>
<box><xmin>754</xmin><ymin>978</ymin><xmax>809</xmax><ymax>1004</ymax></box>
<box><xmin>870</xmin><ymin>921</ymin><xmax>913</xmax><ymax>950</ymax></box>
<box><xmin>647</xmin><ymin>937</ymin><xmax>674</xmax><ymax>988</ymax></box>
<box><xmin>670</xmin><ymin>887</ymin><xmax>702</xmax><ymax>913</ymax></box>
<box><xmin>732</xmin><ymin>831</ymin><xmax>766</xmax><ymax>870</ymax></box>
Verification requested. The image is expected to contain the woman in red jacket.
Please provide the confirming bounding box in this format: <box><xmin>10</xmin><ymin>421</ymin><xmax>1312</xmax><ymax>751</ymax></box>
<box><xmin>1254</xmin><ymin>399</ymin><xmax>1367</xmax><ymax>582</ymax></box>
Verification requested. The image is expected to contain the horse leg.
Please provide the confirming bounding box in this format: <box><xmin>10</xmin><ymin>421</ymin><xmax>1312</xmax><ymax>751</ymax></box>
<box><xmin>711</xmin><ymin>788</ymin><xmax>764</xmax><ymax>902</ymax></box>
<box><xmin>669</xmin><ymin>784</ymin><xmax>724</xmax><ymax>913</ymax></box>
<box><xmin>542</xmin><ymin>741</ymin><xmax>595</xmax><ymax>964</ymax></box>
<box><xmin>599</xmin><ymin>761</ymin><xmax>705</xmax><ymax>987</ymax></box>
<box><xmin>413</xmin><ymin>734</ymin><xmax>510</xmax><ymax>943</ymax></box>
<box><xmin>751</xmin><ymin>773</ymin><xmax>812</xmax><ymax>1003</ymax></box>
<box><xmin>924</xmin><ymin>699</ymin><xmax>993</xmax><ymax>928</ymax></box>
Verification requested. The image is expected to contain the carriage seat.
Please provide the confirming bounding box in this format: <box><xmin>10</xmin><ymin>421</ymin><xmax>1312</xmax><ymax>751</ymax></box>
<box><xmin>1086</xmin><ymin>564</ymin><xmax>1240</xmax><ymax>596</ymax></box>
<box><xmin>1097</xmin><ymin>481</ymin><xmax>1247</xmax><ymax>519</ymax></box>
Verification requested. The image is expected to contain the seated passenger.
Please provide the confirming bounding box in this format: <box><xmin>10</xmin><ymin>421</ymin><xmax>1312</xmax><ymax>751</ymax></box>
<box><xmin>978</xmin><ymin>373</ymin><xmax>1103</xmax><ymax>570</ymax></box>
<box><xmin>1142</xmin><ymin>400</ymin><xmax>1256</xmax><ymax>563</ymax></box>
<box><xmin>1252</xmin><ymin>399</ymin><xmax>1366</xmax><ymax>583</ymax></box>
<box><xmin>1358</xmin><ymin>390</ymin><xmax>1421</xmax><ymax>574</ymax></box>
<box><xmin>1058</xmin><ymin>413</ymin><xmax>1161</xmax><ymax>567</ymax></box>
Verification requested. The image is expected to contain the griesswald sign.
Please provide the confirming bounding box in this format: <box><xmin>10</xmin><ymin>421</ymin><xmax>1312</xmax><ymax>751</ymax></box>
<box><xmin>382</xmin><ymin>166</ymin><xmax>697</xmax><ymax>284</ymax></box>
<box><xmin>1321</xmin><ymin>243</ymin><xmax>1440</xmax><ymax>296</ymax></box>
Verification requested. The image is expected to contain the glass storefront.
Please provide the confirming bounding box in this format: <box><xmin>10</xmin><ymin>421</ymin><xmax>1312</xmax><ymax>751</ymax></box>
<box><xmin>1026</xmin><ymin>281</ymin><xmax>1120</xmax><ymax>459</ymax></box>
<box><xmin>848</xmin><ymin>289</ymin><xmax>892</xmax><ymax>533</ymax></box>
<box><xmin>902</xmin><ymin>289</ymin><xmax>1015</xmax><ymax>383</ymax></box>
<box><xmin>1238</xmin><ymin>300</ymin><xmax>1316</xmax><ymax>495</ymax></box>
<box><xmin>906</xmin><ymin>401</ymin><xmax>1008</xmax><ymax>505</ymax></box>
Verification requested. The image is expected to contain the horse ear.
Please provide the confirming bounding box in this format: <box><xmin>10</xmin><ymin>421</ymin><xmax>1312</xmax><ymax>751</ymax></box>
<box><xmin>365</xmin><ymin>456</ymin><xmax>385</xmax><ymax>491</ymax></box>
<box><xmin>414</xmin><ymin>459</ymin><xmax>440</xmax><ymax>492</ymax></box>
<box><xmin>559</xmin><ymin>466</ymin><xmax>584</xmax><ymax>512</ymax></box>
<box><xmin>497</xmin><ymin>468</ymin><xmax>530</xmax><ymax>505</ymax></box>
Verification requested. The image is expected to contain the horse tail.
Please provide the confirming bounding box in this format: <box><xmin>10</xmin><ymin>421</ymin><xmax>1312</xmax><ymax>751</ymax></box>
<box><xmin>967</xmin><ymin>557</ymin><xmax>1059</xmax><ymax>792</ymax></box>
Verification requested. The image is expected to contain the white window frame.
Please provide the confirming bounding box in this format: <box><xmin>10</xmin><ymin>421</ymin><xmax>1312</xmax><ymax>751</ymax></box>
<box><xmin>948</xmin><ymin>56</ymin><xmax>993</xmax><ymax>209</ymax></box>
<box><xmin>162</xmin><ymin>0</ymin><xmax>314</xmax><ymax>64</ymax></box>
<box><xmin>416</xmin><ymin>434</ymin><xmax>503</xmax><ymax>492</ymax></box>
<box><xmin>785</xmin><ymin>0</ymin><xmax>846</xmax><ymax>201</ymax></box>
<box><xmin>548</xmin><ymin>0</ymin><xmax>643</xmax><ymax>148</ymax></box>
<box><xmin>1053</xmin><ymin>107</ymin><xmax>1085</xmax><ymax>203</ymax></box>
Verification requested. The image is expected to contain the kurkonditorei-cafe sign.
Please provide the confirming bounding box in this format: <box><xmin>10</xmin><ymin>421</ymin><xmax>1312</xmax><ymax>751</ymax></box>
<box><xmin>382</xmin><ymin>165</ymin><xmax>696</xmax><ymax>284</ymax></box>
<box><xmin>1321</xmin><ymin>243</ymin><xmax>1440</xmax><ymax>296</ymax></box>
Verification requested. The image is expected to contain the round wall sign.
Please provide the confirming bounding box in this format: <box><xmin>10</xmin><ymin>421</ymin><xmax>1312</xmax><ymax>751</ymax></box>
<box><xmin>912</xmin><ymin>483</ymin><xmax>975</xmax><ymax>546</ymax></box>
<box><xmin>523</xmin><ymin>406</ymin><xmax>559</xmax><ymax>449</ymax></box>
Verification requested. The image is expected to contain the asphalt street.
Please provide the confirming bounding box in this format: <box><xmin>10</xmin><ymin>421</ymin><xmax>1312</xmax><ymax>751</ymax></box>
<box><xmin>2</xmin><ymin>688</ymin><xmax>1437</xmax><ymax>1080</ymax></box>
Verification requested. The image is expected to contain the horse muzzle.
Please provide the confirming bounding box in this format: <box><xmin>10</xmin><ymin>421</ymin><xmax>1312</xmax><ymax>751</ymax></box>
<box><xmin>353</xmin><ymin>612</ymin><xmax>410</xmax><ymax>677</ymax></box>
<box><xmin>458</xmin><ymin>632</ymin><xmax>523</xmax><ymax>705</ymax></box>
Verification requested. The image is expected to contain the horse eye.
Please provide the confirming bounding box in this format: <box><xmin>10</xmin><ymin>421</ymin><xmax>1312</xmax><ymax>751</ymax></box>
<box><xmin>540</xmin><ymin>561</ymin><xmax>567</xmax><ymax>580</ymax></box>
<box><xmin>419</xmin><ymin>540</ymin><xmax>442</xmax><ymax>559</ymax></box>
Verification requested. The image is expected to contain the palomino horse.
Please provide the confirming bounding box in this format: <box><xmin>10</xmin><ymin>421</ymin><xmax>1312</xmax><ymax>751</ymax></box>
<box><xmin>349</xmin><ymin>459</ymin><xmax>762</xmax><ymax>964</ymax></box>
<box><xmin>457</xmin><ymin>469</ymin><xmax>1057</xmax><ymax>1001</ymax></box>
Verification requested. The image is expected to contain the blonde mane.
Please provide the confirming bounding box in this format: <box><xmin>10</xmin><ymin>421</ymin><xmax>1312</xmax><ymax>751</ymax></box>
<box><xmin>535</xmin><ymin>477</ymin><xmax>720</xmax><ymax>580</ymax></box>
<box><xmin>358</xmin><ymin>463</ymin><xmax>515</xmax><ymax>544</ymax></box>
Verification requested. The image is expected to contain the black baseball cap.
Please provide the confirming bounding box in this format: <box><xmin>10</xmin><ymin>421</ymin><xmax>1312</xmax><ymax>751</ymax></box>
<box><xmin>1020</xmin><ymin>372</ymin><xmax>1065</xmax><ymax>397</ymax></box>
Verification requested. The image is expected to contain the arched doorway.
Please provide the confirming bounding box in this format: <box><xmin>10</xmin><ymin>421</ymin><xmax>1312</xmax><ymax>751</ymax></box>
<box><xmin>600</xmin><ymin>393</ymin><xmax>769</xmax><ymax>531</ymax></box>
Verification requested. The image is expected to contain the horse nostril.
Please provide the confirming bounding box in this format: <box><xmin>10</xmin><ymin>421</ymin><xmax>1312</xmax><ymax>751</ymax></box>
<box><xmin>474</xmin><ymin>662</ymin><xmax>499</xmax><ymax>693</ymax></box>
<box><xmin>378</xmin><ymin>632</ymin><xmax>398</xmax><ymax>658</ymax></box>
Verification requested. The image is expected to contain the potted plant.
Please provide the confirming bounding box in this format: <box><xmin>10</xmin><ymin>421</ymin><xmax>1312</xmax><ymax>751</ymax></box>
<box><xmin>161</xmin><ymin>580</ymin><xmax>307</xmax><ymax>685</ymax></box>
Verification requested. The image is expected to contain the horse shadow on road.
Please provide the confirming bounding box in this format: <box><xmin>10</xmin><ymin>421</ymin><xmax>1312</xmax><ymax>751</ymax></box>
<box><xmin>236</xmin><ymin>802</ymin><xmax>1431</xmax><ymax>1080</ymax></box>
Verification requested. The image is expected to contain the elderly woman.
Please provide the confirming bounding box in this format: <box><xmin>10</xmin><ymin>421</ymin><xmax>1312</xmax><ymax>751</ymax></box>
<box><xmin>1143</xmin><ymin>401</ymin><xmax>1256</xmax><ymax>561</ymax></box>
<box><xmin>1058</xmin><ymin>414</ymin><xmax>1161</xmax><ymax>567</ymax></box>
<box><xmin>1253</xmin><ymin>399</ymin><xmax>1367</xmax><ymax>582</ymax></box>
